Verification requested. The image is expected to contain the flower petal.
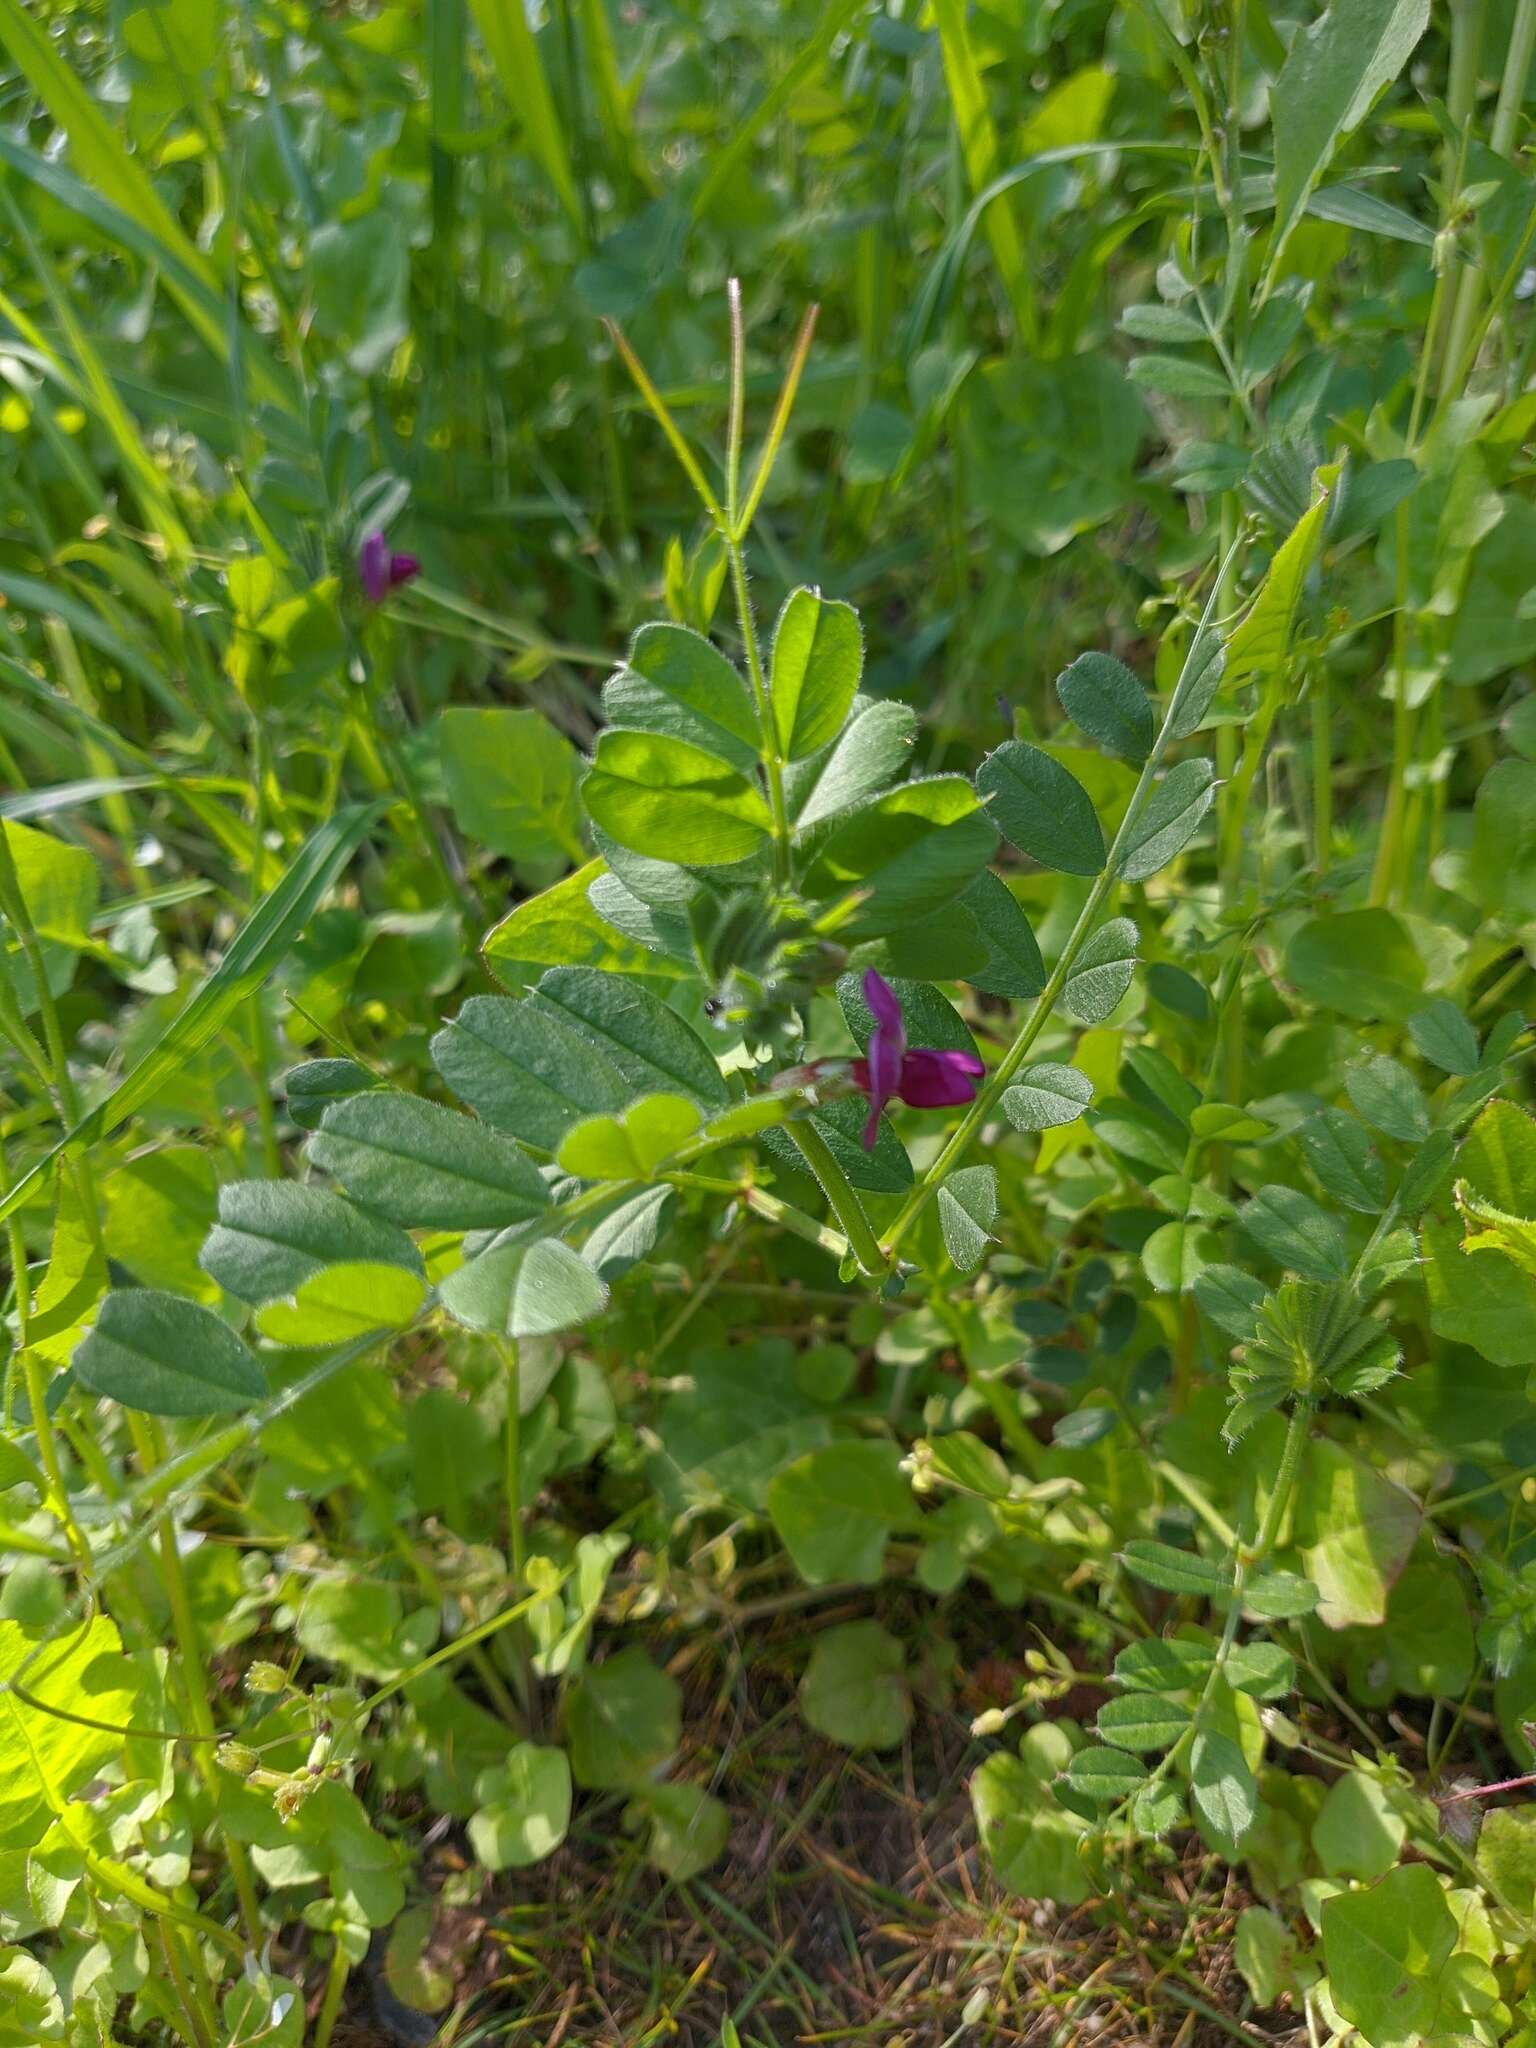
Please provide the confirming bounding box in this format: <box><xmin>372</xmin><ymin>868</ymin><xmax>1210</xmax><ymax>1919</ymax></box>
<box><xmin>862</xmin><ymin>1095</ymin><xmax>884</xmax><ymax>1151</ymax></box>
<box><xmin>862</xmin><ymin>969</ymin><xmax>905</xmax><ymax>1042</ymax></box>
<box><xmin>859</xmin><ymin>970</ymin><xmax>905</xmax><ymax>1136</ymax></box>
<box><xmin>360</xmin><ymin>533</ymin><xmax>418</xmax><ymax>603</ymax></box>
<box><xmin>896</xmin><ymin>1047</ymin><xmax>985</xmax><ymax>1109</ymax></box>
<box><xmin>359</xmin><ymin>531</ymin><xmax>391</xmax><ymax>603</ymax></box>
<box><xmin>851</xmin><ymin>1061</ymin><xmax>885</xmax><ymax>1145</ymax></box>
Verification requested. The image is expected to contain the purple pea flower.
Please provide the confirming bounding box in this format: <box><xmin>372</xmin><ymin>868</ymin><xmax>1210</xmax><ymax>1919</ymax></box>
<box><xmin>850</xmin><ymin>969</ymin><xmax>984</xmax><ymax>1151</ymax></box>
<box><xmin>359</xmin><ymin>530</ymin><xmax>420</xmax><ymax>604</ymax></box>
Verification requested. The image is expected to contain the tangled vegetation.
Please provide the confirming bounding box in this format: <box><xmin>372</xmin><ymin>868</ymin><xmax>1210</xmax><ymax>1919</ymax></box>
<box><xmin>2</xmin><ymin>0</ymin><xmax>1536</xmax><ymax>2042</ymax></box>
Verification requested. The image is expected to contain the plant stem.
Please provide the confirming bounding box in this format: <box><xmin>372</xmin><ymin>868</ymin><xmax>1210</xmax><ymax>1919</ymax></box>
<box><xmin>1125</xmin><ymin>1401</ymin><xmax>1311</xmax><ymax>1827</ymax></box>
<box><xmin>497</xmin><ymin>1336</ymin><xmax>538</xmax><ymax>1729</ymax></box>
<box><xmin>312</xmin><ymin>1941</ymin><xmax>352</xmax><ymax>2048</ymax></box>
<box><xmin>739</xmin><ymin>1182</ymin><xmax>852</xmax><ymax>1261</ymax></box>
<box><xmin>885</xmin><ymin>547</ymin><xmax>1239</xmax><ymax>1254</ymax></box>
<box><xmin>786</xmin><ymin>1122</ymin><xmax>888</xmax><ymax>1276</ymax></box>
<box><xmin>1438</xmin><ymin>0</ymin><xmax>1536</xmax><ymax>405</ymax></box>
<box><xmin>1368</xmin><ymin>516</ymin><xmax>1414</xmax><ymax>906</ymax></box>
<box><xmin>156</xmin><ymin>1924</ymin><xmax>213</xmax><ymax>2048</ymax></box>
<box><xmin>725</xmin><ymin>277</ymin><xmax>747</xmax><ymax>525</ymax></box>
<box><xmin>23</xmin><ymin>1349</ymin><xmax>93</xmax><ymax>1579</ymax></box>
<box><xmin>1244</xmin><ymin>1399</ymin><xmax>1312</xmax><ymax>1566</ymax></box>
<box><xmin>128</xmin><ymin>1413</ymin><xmax>262</xmax><ymax>1946</ymax></box>
<box><xmin>1436</xmin><ymin>0</ymin><xmax>1491</xmax><ymax>406</ymax></box>
<box><xmin>726</xmin><ymin>536</ymin><xmax>792</xmax><ymax>888</ymax></box>
<box><xmin>1310</xmin><ymin>664</ymin><xmax>1331</xmax><ymax>874</ymax></box>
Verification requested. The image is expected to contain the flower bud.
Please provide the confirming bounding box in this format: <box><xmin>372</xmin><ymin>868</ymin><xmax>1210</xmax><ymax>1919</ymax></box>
<box><xmin>245</xmin><ymin>1661</ymin><xmax>288</xmax><ymax>1696</ymax></box>
<box><xmin>216</xmin><ymin>1742</ymin><xmax>260</xmax><ymax>1778</ymax></box>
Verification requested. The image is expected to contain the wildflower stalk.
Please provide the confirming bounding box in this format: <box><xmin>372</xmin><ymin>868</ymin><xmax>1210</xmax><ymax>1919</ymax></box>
<box><xmin>127</xmin><ymin>1411</ymin><xmax>263</xmax><ymax>1944</ymax></box>
<box><xmin>884</xmin><ymin>549</ymin><xmax>1238</xmax><ymax>1257</ymax></box>
<box><xmin>786</xmin><ymin>1122</ymin><xmax>888</xmax><ymax>1277</ymax></box>
<box><xmin>496</xmin><ymin>1335</ymin><xmax>539</xmax><ymax>1729</ymax></box>
<box><xmin>1117</xmin><ymin>1398</ymin><xmax>1314</xmax><ymax>1833</ymax></box>
<box><xmin>606</xmin><ymin>291</ymin><xmax>821</xmax><ymax>896</ymax></box>
<box><xmin>312</xmin><ymin>1942</ymin><xmax>353</xmax><ymax>2048</ymax></box>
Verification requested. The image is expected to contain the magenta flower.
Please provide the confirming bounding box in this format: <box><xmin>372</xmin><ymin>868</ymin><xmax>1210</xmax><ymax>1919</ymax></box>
<box><xmin>851</xmin><ymin>970</ymin><xmax>984</xmax><ymax>1150</ymax></box>
<box><xmin>359</xmin><ymin>530</ymin><xmax>420</xmax><ymax>604</ymax></box>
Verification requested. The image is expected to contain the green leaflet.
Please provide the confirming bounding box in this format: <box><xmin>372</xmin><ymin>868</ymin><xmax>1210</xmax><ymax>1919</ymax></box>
<box><xmin>1056</xmin><ymin>651</ymin><xmax>1153</xmax><ymax>761</ymax></box>
<box><xmin>75</xmin><ymin>1289</ymin><xmax>267</xmax><ymax>1415</ymax></box>
<box><xmin>770</xmin><ymin>587</ymin><xmax>863</xmax><ymax>760</ymax></box>
<box><xmin>802</xmin><ymin>776</ymin><xmax>997</xmax><ymax>935</ymax></box>
<box><xmin>432</xmin><ymin>992</ymin><xmax>632</xmax><ymax>1150</ymax></box>
<box><xmin>604</xmin><ymin>622</ymin><xmax>761</xmax><ymax>773</ymax></box>
<box><xmin>976</xmin><ymin>741</ymin><xmax>1105</xmax><ymax>875</ymax></box>
<box><xmin>201</xmin><ymin>1180</ymin><xmax>424</xmax><ymax>1306</ymax></box>
<box><xmin>310</xmin><ymin>1092</ymin><xmax>551</xmax><ymax>1231</ymax></box>
<box><xmin>1269</xmin><ymin>0</ymin><xmax>1431</xmax><ymax>280</ymax></box>
<box><xmin>583</xmin><ymin>728</ymin><xmax>772</xmax><ymax>865</ymax></box>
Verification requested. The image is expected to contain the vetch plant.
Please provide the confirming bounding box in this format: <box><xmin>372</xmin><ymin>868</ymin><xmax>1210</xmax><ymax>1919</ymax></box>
<box><xmin>0</xmin><ymin>0</ymin><xmax>1534</xmax><ymax>2034</ymax></box>
<box><xmin>2</xmin><ymin>259</ymin><xmax>1530</xmax><ymax>2047</ymax></box>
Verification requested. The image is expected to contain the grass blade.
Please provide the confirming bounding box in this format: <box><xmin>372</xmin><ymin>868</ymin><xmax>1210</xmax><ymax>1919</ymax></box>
<box><xmin>930</xmin><ymin>0</ymin><xmax>1035</xmax><ymax>342</ymax></box>
<box><xmin>0</xmin><ymin>97</ymin><xmax>290</xmax><ymax>407</ymax></box>
<box><xmin>692</xmin><ymin>0</ymin><xmax>863</xmax><ymax>219</ymax></box>
<box><xmin>465</xmin><ymin>0</ymin><xmax>584</xmax><ymax>229</ymax></box>
<box><xmin>0</xmin><ymin>802</ymin><xmax>392</xmax><ymax>1226</ymax></box>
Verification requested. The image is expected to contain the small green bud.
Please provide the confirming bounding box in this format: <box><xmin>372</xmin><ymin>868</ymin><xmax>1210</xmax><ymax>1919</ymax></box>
<box><xmin>216</xmin><ymin>1741</ymin><xmax>260</xmax><ymax>1778</ymax></box>
<box><xmin>245</xmin><ymin>1661</ymin><xmax>288</xmax><ymax>1696</ymax></box>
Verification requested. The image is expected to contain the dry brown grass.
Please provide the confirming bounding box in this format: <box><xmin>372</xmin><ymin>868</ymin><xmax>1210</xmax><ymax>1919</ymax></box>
<box><xmin>334</xmin><ymin>1594</ymin><xmax>1300</xmax><ymax>2048</ymax></box>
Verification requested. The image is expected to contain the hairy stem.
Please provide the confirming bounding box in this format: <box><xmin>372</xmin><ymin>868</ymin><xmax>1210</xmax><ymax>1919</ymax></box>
<box><xmin>785</xmin><ymin>1122</ymin><xmax>888</xmax><ymax>1276</ymax></box>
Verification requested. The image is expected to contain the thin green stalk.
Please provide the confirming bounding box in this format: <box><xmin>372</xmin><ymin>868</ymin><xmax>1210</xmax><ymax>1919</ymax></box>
<box><xmin>312</xmin><ymin>1941</ymin><xmax>352</xmax><ymax>2048</ymax></box>
<box><xmin>726</xmin><ymin>537</ymin><xmax>792</xmax><ymax>889</ymax></box>
<box><xmin>1123</xmin><ymin>1401</ymin><xmax>1312</xmax><ymax>1828</ymax></box>
<box><xmin>785</xmin><ymin>1122</ymin><xmax>887</xmax><ymax>1277</ymax></box>
<box><xmin>602</xmin><ymin>318</ymin><xmax>724</xmax><ymax>526</ymax></box>
<box><xmin>1438</xmin><ymin>0</ymin><xmax>1527</xmax><ymax>404</ymax></box>
<box><xmin>1244</xmin><ymin>1399</ymin><xmax>1312</xmax><ymax>1566</ymax></box>
<box><xmin>739</xmin><ymin>1182</ymin><xmax>852</xmax><ymax>1262</ymax></box>
<box><xmin>1310</xmin><ymin>664</ymin><xmax>1332</xmax><ymax>874</ymax></box>
<box><xmin>1368</xmin><ymin>509</ymin><xmax>1414</xmax><ymax>905</ymax></box>
<box><xmin>734</xmin><ymin>304</ymin><xmax>818</xmax><ymax>537</ymax></box>
<box><xmin>245</xmin><ymin>713</ymin><xmax>281</xmax><ymax>1176</ymax></box>
<box><xmin>1214</xmin><ymin>501</ymin><xmax>1243</xmax><ymax>914</ymax></box>
<box><xmin>128</xmin><ymin>1413</ymin><xmax>262</xmax><ymax>1946</ymax></box>
<box><xmin>157</xmin><ymin>1925</ymin><xmax>216</xmax><ymax>2048</ymax></box>
<box><xmin>497</xmin><ymin>1336</ymin><xmax>538</xmax><ymax>1729</ymax></box>
<box><xmin>24</xmin><ymin>1348</ymin><xmax>92</xmax><ymax>1579</ymax></box>
<box><xmin>885</xmin><ymin>549</ymin><xmax>1240</xmax><ymax>1254</ymax></box>
<box><xmin>724</xmin><ymin>278</ymin><xmax>747</xmax><ymax>527</ymax></box>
